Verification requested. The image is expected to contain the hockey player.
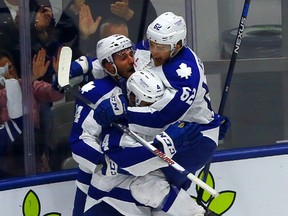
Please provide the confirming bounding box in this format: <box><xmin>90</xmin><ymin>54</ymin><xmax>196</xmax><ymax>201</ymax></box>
<box><xmin>83</xmin><ymin>69</ymin><xmax>217</xmax><ymax>216</ymax></box>
<box><xmin>69</xmin><ymin>34</ymin><xmax>205</xmax><ymax>215</ymax></box>
<box><xmin>68</xmin><ymin>34</ymin><xmax>134</xmax><ymax>215</ymax></box>
<box><xmin>93</xmin><ymin>12</ymin><xmax>224</xmax><ymax>215</ymax></box>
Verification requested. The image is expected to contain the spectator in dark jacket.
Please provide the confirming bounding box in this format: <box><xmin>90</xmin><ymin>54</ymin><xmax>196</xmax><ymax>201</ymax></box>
<box><xmin>56</xmin><ymin>0</ymin><xmax>157</xmax><ymax>57</ymax></box>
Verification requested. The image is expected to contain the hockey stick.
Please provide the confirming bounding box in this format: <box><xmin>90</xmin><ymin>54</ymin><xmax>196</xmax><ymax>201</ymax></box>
<box><xmin>58</xmin><ymin>46</ymin><xmax>219</xmax><ymax>198</ymax></box>
<box><xmin>218</xmin><ymin>0</ymin><xmax>251</xmax><ymax>114</ymax></box>
<box><xmin>197</xmin><ymin>0</ymin><xmax>251</xmax><ymax>204</ymax></box>
<box><xmin>58</xmin><ymin>46</ymin><xmax>97</xmax><ymax>110</ymax></box>
<box><xmin>114</xmin><ymin>123</ymin><xmax>219</xmax><ymax>197</ymax></box>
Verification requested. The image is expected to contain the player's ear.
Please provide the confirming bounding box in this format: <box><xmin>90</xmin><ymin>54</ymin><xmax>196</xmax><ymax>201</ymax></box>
<box><xmin>104</xmin><ymin>62</ymin><xmax>116</xmax><ymax>75</ymax></box>
<box><xmin>171</xmin><ymin>41</ymin><xmax>183</xmax><ymax>57</ymax></box>
<box><xmin>176</xmin><ymin>40</ymin><xmax>183</xmax><ymax>50</ymax></box>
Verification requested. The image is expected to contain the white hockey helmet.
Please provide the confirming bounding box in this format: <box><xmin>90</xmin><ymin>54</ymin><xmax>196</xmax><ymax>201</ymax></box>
<box><xmin>127</xmin><ymin>69</ymin><xmax>165</xmax><ymax>106</ymax></box>
<box><xmin>96</xmin><ymin>34</ymin><xmax>133</xmax><ymax>75</ymax></box>
<box><xmin>147</xmin><ymin>12</ymin><xmax>187</xmax><ymax>52</ymax></box>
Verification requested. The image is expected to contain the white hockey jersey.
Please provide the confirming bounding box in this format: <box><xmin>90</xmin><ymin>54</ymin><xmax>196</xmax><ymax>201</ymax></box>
<box><xmin>68</xmin><ymin>47</ymin><xmax>220</xmax><ymax>215</ymax></box>
<box><xmin>128</xmin><ymin>46</ymin><xmax>219</xmax><ymax>138</ymax></box>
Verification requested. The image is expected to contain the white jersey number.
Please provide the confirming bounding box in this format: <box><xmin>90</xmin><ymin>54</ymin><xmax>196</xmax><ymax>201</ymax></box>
<box><xmin>181</xmin><ymin>87</ymin><xmax>196</xmax><ymax>105</ymax></box>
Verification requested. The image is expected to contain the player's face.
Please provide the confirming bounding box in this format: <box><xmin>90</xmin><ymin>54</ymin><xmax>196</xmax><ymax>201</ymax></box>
<box><xmin>149</xmin><ymin>41</ymin><xmax>171</xmax><ymax>66</ymax></box>
<box><xmin>113</xmin><ymin>48</ymin><xmax>135</xmax><ymax>79</ymax></box>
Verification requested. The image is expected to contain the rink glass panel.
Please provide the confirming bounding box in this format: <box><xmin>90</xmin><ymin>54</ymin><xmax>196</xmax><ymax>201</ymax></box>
<box><xmin>0</xmin><ymin>0</ymin><xmax>287</xmax><ymax>179</ymax></box>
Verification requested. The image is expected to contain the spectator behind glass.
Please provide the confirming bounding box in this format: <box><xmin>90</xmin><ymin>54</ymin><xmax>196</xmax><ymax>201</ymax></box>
<box><xmin>0</xmin><ymin>0</ymin><xmax>75</xmax><ymax>82</ymax></box>
<box><xmin>0</xmin><ymin>0</ymin><xmax>75</xmax><ymax>169</ymax></box>
<box><xmin>99</xmin><ymin>17</ymin><xmax>129</xmax><ymax>39</ymax></box>
<box><xmin>56</xmin><ymin>0</ymin><xmax>157</xmax><ymax>57</ymax></box>
<box><xmin>0</xmin><ymin>48</ymin><xmax>64</xmax><ymax>177</ymax></box>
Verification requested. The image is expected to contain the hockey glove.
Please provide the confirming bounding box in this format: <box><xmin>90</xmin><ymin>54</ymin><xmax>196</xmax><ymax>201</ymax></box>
<box><xmin>69</xmin><ymin>56</ymin><xmax>93</xmax><ymax>86</ymax></box>
<box><xmin>218</xmin><ymin>115</ymin><xmax>231</xmax><ymax>140</ymax></box>
<box><xmin>154</xmin><ymin>121</ymin><xmax>203</xmax><ymax>158</ymax></box>
<box><xmin>93</xmin><ymin>93</ymin><xmax>128</xmax><ymax>128</ymax></box>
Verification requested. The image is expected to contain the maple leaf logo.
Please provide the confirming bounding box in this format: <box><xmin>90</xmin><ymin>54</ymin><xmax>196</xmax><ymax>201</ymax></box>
<box><xmin>81</xmin><ymin>81</ymin><xmax>95</xmax><ymax>93</ymax></box>
<box><xmin>176</xmin><ymin>63</ymin><xmax>192</xmax><ymax>79</ymax></box>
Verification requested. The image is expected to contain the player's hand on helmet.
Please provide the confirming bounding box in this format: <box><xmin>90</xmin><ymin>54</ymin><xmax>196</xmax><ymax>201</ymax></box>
<box><xmin>153</xmin><ymin>121</ymin><xmax>203</xmax><ymax>158</ymax></box>
<box><xmin>218</xmin><ymin>115</ymin><xmax>231</xmax><ymax>140</ymax></box>
<box><xmin>93</xmin><ymin>93</ymin><xmax>127</xmax><ymax>128</ymax></box>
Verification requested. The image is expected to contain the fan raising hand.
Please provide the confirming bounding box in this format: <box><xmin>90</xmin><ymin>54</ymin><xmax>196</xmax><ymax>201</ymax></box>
<box><xmin>79</xmin><ymin>4</ymin><xmax>102</xmax><ymax>39</ymax></box>
<box><xmin>111</xmin><ymin>0</ymin><xmax>134</xmax><ymax>21</ymax></box>
<box><xmin>32</xmin><ymin>48</ymin><xmax>50</xmax><ymax>81</ymax></box>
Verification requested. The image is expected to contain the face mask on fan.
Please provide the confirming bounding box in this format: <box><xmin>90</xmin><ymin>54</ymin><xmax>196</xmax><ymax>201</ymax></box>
<box><xmin>0</xmin><ymin>63</ymin><xmax>8</xmax><ymax>77</ymax></box>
